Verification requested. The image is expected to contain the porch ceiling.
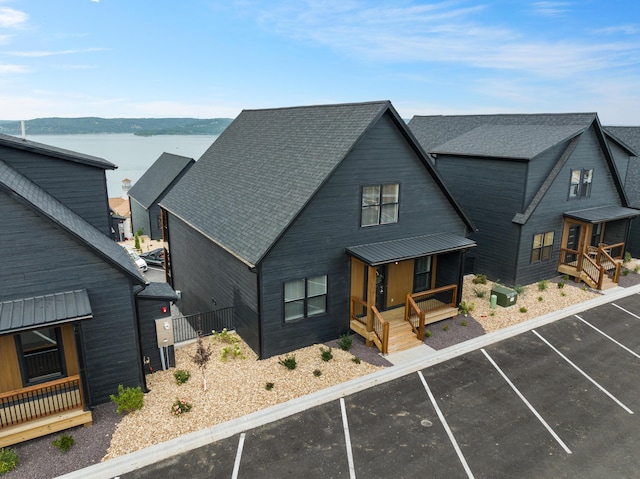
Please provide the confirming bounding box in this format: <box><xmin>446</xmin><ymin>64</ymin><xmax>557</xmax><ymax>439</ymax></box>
<box><xmin>0</xmin><ymin>289</ymin><xmax>92</xmax><ymax>335</ymax></box>
<box><xmin>564</xmin><ymin>205</ymin><xmax>639</xmax><ymax>224</ymax></box>
<box><xmin>346</xmin><ymin>232</ymin><xmax>476</xmax><ymax>266</ymax></box>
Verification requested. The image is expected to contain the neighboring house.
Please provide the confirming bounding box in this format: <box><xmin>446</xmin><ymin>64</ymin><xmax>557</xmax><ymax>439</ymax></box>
<box><xmin>604</xmin><ymin>126</ymin><xmax>640</xmax><ymax>257</ymax></box>
<box><xmin>160</xmin><ymin>101</ymin><xmax>476</xmax><ymax>359</ymax></box>
<box><xmin>408</xmin><ymin>113</ymin><xmax>638</xmax><ymax>290</ymax></box>
<box><xmin>0</xmin><ymin>134</ymin><xmax>175</xmax><ymax>447</ymax></box>
<box><xmin>109</xmin><ymin>194</ymin><xmax>132</xmax><ymax>241</ymax></box>
<box><xmin>128</xmin><ymin>153</ymin><xmax>195</xmax><ymax>240</ymax></box>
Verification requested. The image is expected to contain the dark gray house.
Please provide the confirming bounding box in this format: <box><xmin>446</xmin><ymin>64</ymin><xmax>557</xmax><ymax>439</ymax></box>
<box><xmin>160</xmin><ymin>101</ymin><xmax>476</xmax><ymax>359</ymax></box>
<box><xmin>0</xmin><ymin>134</ymin><xmax>173</xmax><ymax>447</ymax></box>
<box><xmin>604</xmin><ymin>126</ymin><xmax>640</xmax><ymax>257</ymax></box>
<box><xmin>129</xmin><ymin>152</ymin><xmax>195</xmax><ymax>240</ymax></box>
<box><xmin>409</xmin><ymin>113</ymin><xmax>637</xmax><ymax>290</ymax></box>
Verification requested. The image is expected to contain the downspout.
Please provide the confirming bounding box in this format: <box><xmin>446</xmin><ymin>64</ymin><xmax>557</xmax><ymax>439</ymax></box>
<box><xmin>133</xmin><ymin>284</ymin><xmax>150</xmax><ymax>393</ymax></box>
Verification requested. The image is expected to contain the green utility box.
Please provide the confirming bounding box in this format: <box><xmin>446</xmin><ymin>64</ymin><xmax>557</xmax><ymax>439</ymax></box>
<box><xmin>491</xmin><ymin>285</ymin><xmax>518</xmax><ymax>307</ymax></box>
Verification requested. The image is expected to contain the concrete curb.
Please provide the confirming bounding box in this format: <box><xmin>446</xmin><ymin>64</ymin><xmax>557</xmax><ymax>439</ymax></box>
<box><xmin>57</xmin><ymin>284</ymin><xmax>640</xmax><ymax>479</ymax></box>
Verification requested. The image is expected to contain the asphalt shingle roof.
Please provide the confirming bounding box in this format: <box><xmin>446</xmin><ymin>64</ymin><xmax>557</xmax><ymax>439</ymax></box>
<box><xmin>604</xmin><ymin>126</ymin><xmax>640</xmax><ymax>156</ymax></box>
<box><xmin>624</xmin><ymin>159</ymin><xmax>640</xmax><ymax>208</ymax></box>
<box><xmin>0</xmin><ymin>160</ymin><xmax>147</xmax><ymax>285</ymax></box>
<box><xmin>128</xmin><ymin>152</ymin><xmax>195</xmax><ymax>209</ymax></box>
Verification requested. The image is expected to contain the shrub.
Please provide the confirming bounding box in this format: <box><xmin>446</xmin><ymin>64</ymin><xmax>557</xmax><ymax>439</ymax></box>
<box><xmin>212</xmin><ymin>328</ymin><xmax>239</xmax><ymax>344</ymax></box>
<box><xmin>473</xmin><ymin>288</ymin><xmax>486</xmax><ymax>298</ymax></box>
<box><xmin>557</xmin><ymin>281</ymin><xmax>565</xmax><ymax>289</ymax></box>
<box><xmin>337</xmin><ymin>334</ymin><xmax>353</xmax><ymax>351</ymax></box>
<box><xmin>265</xmin><ymin>382</ymin><xmax>274</xmax><ymax>391</ymax></box>
<box><xmin>563</xmin><ymin>274</ymin><xmax>569</xmax><ymax>281</ymax></box>
<box><xmin>134</xmin><ymin>233</ymin><xmax>140</xmax><ymax>251</ymax></box>
<box><xmin>513</xmin><ymin>285</ymin><xmax>525</xmax><ymax>295</ymax></box>
<box><xmin>560</xmin><ymin>291</ymin><xmax>567</xmax><ymax>297</ymax></box>
<box><xmin>0</xmin><ymin>448</ymin><xmax>18</xmax><ymax>474</ymax></box>
<box><xmin>472</xmin><ymin>274</ymin><xmax>487</xmax><ymax>285</ymax></box>
<box><xmin>537</xmin><ymin>280</ymin><xmax>549</xmax><ymax>291</ymax></box>
<box><xmin>171</xmin><ymin>398</ymin><xmax>192</xmax><ymax>416</ymax></box>
<box><xmin>173</xmin><ymin>369</ymin><xmax>191</xmax><ymax>385</ymax></box>
<box><xmin>519</xmin><ymin>307</ymin><xmax>528</xmax><ymax>313</ymax></box>
<box><xmin>320</xmin><ymin>347</ymin><xmax>333</xmax><ymax>362</ymax></box>
<box><xmin>635</xmin><ymin>265</ymin><xmax>640</xmax><ymax>273</ymax></box>
<box><xmin>424</xmin><ymin>329</ymin><xmax>433</xmax><ymax>338</ymax></box>
<box><xmin>489</xmin><ymin>311</ymin><xmax>495</xmax><ymax>316</ymax></box>
<box><xmin>351</xmin><ymin>357</ymin><xmax>361</xmax><ymax>364</ymax></box>
<box><xmin>191</xmin><ymin>334</ymin><xmax>213</xmax><ymax>391</ymax></box>
<box><xmin>458</xmin><ymin>300</ymin><xmax>475</xmax><ymax>316</ymax></box>
<box><xmin>110</xmin><ymin>385</ymin><xmax>144</xmax><ymax>414</ymax></box>
<box><xmin>460</xmin><ymin>320</ymin><xmax>468</xmax><ymax>327</ymax></box>
<box><xmin>624</xmin><ymin>252</ymin><xmax>632</xmax><ymax>264</ymax></box>
<box><xmin>538</xmin><ymin>296</ymin><xmax>544</xmax><ymax>302</ymax></box>
<box><xmin>622</xmin><ymin>269</ymin><xmax>630</xmax><ymax>276</ymax></box>
<box><xmin>442</xmin><ymin>324</ymin><xmax>449</xmax><ymax>331</ymax></box>
<box><xmin>313</xmin><ymin>369</ymin><xmax>322</xmax><ymax>377</ymax></box>
<box><xmin>52</xmin><ymin>433</ymin><xmax>75</xmax><ymax>453</ymax></box>
<box><xmin>220</xmin><ymin>343</ymin><xmax>245</xmax><ymax>361</ymax></box>
<box><xmin>278</xmin><ymin>354</ymin><xmax>297</xmax><ymax>370</ymax></box>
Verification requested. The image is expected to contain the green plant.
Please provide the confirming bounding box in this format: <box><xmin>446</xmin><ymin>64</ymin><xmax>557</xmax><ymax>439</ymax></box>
<box><xmin>212</xmin><ymin>328</ymin><xmax>239</xmax><ymax>344</ymax></box>
<box><xmin>489</xmin><ymin>311</ymin><xmax>495</xmax><ymax>317</ymax></box>
<box><xmin>278</xmin><ymin>354</ymin><xmax>297</xmax><ymax>370</ymax></box>
<box><xmin>351</xmin><ymin>357</ymin><xmax>361</xmax><ymax>364</ymax></box>
<box><xmin>624</xmin><ymin>252</ymin><xmax>632</xmax><ymax>264</ymax></box>
<box><xmin>425</xmin><ymin>329</ymin><xmax>433</xmax><ymax>338</ymax></box>
<box><xmin>513</xmin><ymin>285</ymin><xmax>526</xmax><ymax>295</ymax></box>
<box><xmin>460</xmin><ymin>320</ymin><xmax>468</xmax><ymax>327</ymax></box>
<box><xmin>581</xmin><ymin>285</ymin><xmax>588</xmax><ymax>291</ymax></box>
<box><xmin>173</xmin><ymin>369</ymin><xmax>191</xmax><ymax>385</ymax></box>
<box><xmin>220</xmin><ymin>343</ymin><xmax>245</xmax><ymax>361</ymax></box>
<box><xmin>135</xmin><ymin>227</ymin><xmax>144</xmax><ymax>237</ymax></box>
<box><xmin>320</xmin><ymin>347</ymin><xmax>333</xmax><ymax>362</ymax></box>
<box><xmin>110</xmin><ymin>384</ymin><xmax>144</xmax><ymax>414</ymax></box>
<box><xmin>557</xmin><ymin>281</ymin><xmax>565</xmax><ymax>289</ymax></box>
<box><xmin>623</xmin><ymin>269</ymin><xmax>630</xmax><ymax>276</ymax></box>
<box><xmin>171</xmin><ymin>398</ymin><xmax>192</xmax><ymax>416</ymax></box>
<box><xmin>473</xmin><ymin>288</ymin><xmax>486</xmax><ymax>298</ymax></box>
<box><xmin>635</xmin><ymin>264</ymin><xmax>640</xmax><ymax>273</ymax></box>
<box><xmin>337</xmin><ymin>334</ymin><xmax>353</xmax><ymax>351</ymax></box>
<box><xmin>458</xmin><ymin>300</ymin><xmax>475</xmax><ymax>316</ymax></box>
<box><xmin>537</xmin><ymin>280</ymin><xmax>549</xmax><ymax>291</ymax></box>
<box><xmin>52</xmin><ymin>433</ymin><xmax>75</xmax><ymax>453</ymax></box>
<box><xmin>265</xmin><ymin>382</ymin><xmax>274</xmax><ymax>391</ymax></box>
<box><xmin>560</xmin><ymin>291</ymin><xmax>567</xmax><ymax>296</ymax></box>
<box><xmin>563</xmin><ymin>274</ymin><xmax>569</xmax><ymax>281</ymax></box>
<box><xmin>313</xmin><ymin>369</ymin><xmax>322</xmax><ymax>377</ymax></box>
<box><xmin>519</xmin><ymin>307</ymin><xmax>528</xmax><ymax>313</ymax></box>
<box><xmin>538</xmin><ymin>296</ymin><xmax>544</xmax><ymax>302</ymax></box>
<box><xmin>134</xmin><ymin>233</ymin><xmax>141</xmax><ymax>251</ymax></box>
<box><xmin>0</xmin><ymin>448</ymin><xmax>18</xmax><ymax>474</ymax></box>
<box><xmin>472</xmin><ymin>274</ymin><xmax>487</xmax><ymax>285</ymax></box>
<box><xmin>442</xmin><ymin>324</ymin><xmax>449</xmax><ymax>331</ymax></box>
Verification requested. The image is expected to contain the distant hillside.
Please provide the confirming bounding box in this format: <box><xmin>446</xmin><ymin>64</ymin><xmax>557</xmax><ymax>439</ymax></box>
<box><xmin>0</xmin><ymin>117</ymin><xmax>233</xmax><ymax>136</ymax></box>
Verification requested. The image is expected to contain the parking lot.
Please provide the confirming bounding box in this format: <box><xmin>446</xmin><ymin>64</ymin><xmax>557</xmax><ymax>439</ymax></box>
<box><xmin>112</xmin><ymin>293</ymin><xmax>640</xmax><ymax>478</ymax></box>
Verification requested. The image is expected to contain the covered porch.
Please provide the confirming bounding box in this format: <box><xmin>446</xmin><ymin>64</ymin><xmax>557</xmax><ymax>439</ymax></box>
<box><xmin>0</xmin><ymin>290</ymin><xmax>94</xmax><ymax>447</ymax></box>
<box><xmin>347</xmin><ymin>232</ymin><xmax>475</xmax><ymax>354</ymax></box>
<box><xmin>557</xmin><ymin>206</ymin><xmax>638</xmax><ymax>290</ymax></box>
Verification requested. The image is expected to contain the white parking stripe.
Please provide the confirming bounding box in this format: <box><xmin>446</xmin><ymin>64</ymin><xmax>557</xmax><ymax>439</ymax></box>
<box><xmin>612</xmin><ymin>303</ymin><xmax>640</xmax><ymax>320</ymax></box>
<box><xmin>532</xmin><ymin>330</ymin><xmax>634</xmax><ymax>415</ymax></box>
<box><xmin>340</xmin><ymin>398</ymin><xmax>357</xmax><ymax>479</ymax></box>
<box><xmin>575</xmin><ymin>315</ymin><xmax>640</xmax><ymax>360</ymax></box>
<box><xmin>481</xmin><ymin>349</ymin><xmax>572</xmax><ymax>454</ymax></box>
<box><xmin>231</xmin><ymin>433</ymin><xmax>245</xmax><ymax>479</ymax></box>
<box><xmin>418</xmin><ymin>371</ymin><xmax>475</xmax><ymax>479</ymax></box>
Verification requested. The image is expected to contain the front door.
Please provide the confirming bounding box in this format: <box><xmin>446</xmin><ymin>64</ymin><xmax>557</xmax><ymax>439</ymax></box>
<box><xmin>566</xmin><ymin>224</ymin><xmax>581</xmax><ymax>263</ymax></box>
<box><xmin>375</xmin><ymin>265</ymin><xmax>387</xmax><ymax>311</ymax></box>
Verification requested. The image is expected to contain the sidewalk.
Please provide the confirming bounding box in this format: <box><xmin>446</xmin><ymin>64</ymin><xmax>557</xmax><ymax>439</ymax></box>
<box><xmin>57</xmin><ymin>283</ymin><xmax>640</xmax><ymax>479</ymax></box>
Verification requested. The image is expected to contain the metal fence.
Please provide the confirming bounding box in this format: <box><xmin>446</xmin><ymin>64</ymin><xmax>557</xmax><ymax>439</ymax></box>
<box><xmin>172</xmin><ymin>307</ymin><xmax>235</xmax><ymax>343</ymax></box>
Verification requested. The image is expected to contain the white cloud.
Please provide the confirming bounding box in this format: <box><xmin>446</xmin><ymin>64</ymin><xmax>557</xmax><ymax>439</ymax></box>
<box><xmin>8</xmin><ymin>47</ymin><xmax>108</xmax><ymax>57</ymax></box>
<box><xmin>528</xmin><ymin>1</ymin><xmax>572</xmax><ymax>17</ymax></box>
<box><xmin>0</xmin><ymin>7</ymin><xmax>27</xmax><ymax>28</ymax></box>
<box><xmin>0</xmin><ymin>64</ymin><xmax>29</xmax><ymax>74</ymax></box>
<box><xmin>593</xmin><ymin>25</ymin><xmax>639</xmax><ymax>36</ymax></box>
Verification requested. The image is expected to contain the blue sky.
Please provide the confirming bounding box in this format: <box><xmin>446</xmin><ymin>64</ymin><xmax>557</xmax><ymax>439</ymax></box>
<box><xmin>1</xmin><ymin>0</ymin><xmax>639</xmax><ymax>124</ymax></box>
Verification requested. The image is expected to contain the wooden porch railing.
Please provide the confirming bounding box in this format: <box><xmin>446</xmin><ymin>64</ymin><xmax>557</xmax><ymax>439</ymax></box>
<box><xmin>559</xmin><ymin>242</ymin><xmax>625</xmax><ymax>289</ymax></box>
<box><xmin>405</xmin><ymin>284</ymin><xmax>458</xmax><ymax>340</ymax></box>
<box><xmin>349</xmin><ymin>297</ymin><xmax>389</xmax><ymax>354</ymax></box>
<box><xmin>0</xmin><ymin>375</ymin><xmax>85</xmax><ymax>429</ymax></box>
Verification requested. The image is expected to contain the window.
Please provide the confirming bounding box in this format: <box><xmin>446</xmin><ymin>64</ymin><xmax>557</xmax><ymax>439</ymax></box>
<box><xmin>284</xmin><ymin>275</ymin><xmax>327</xmax><ymax>321</ymax></box>
<box><xmin>531</xmin><ymin>232</ymin><xmax>554</xmax><ymax>263</ymax></box>
<box><xmin>413</xmin><ymin>256</ymin><xmax>432</xmax><ymax>292</ymax></box>
<box><xmin>15</xmin><ymin>327</ymin><xmax>67</xmax><ymax>385</ymax></box>
<box><xmin>569</xmin><ymin>169</ymin><xmax>593</xmax><ymax>198</ymax></box>
<box><xmin>361</xmin><ymin>184</ymin><xmax>399</xmax><ymax>227</ymax></box>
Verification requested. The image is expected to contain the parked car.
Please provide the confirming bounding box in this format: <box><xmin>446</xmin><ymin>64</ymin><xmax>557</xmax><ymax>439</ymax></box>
<box><xmin>122</xmin><ymin>246</ymin><xmax>148</xmax><ymax>272</ymax></box>
<box><xmin>140</xmin><ymin>248</ymin><xmax>164</xmax><ymax>266</ymax></box>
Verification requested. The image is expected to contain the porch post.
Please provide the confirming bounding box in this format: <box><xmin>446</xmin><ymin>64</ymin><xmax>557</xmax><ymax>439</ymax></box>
<box><xmin>366</xmin><ymin>265</ymin><xmax>376</xmax><ymax>347</ymax></box>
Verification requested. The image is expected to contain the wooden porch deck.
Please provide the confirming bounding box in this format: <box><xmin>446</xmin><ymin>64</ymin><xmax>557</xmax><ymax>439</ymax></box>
<box><xmin>0</xmin><ymin>408</ymin><xmax>92</xmax><ymax>448</ymax></box>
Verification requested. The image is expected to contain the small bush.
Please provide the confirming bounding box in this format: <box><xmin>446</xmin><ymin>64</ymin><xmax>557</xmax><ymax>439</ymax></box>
<box><xmin>537</xmin><ymin>280</ymin><xmax>549</xmax><ymax>291</ymax></box>
<box><xmin>560</xmin><ymin>291</ymin><xmax>567</xmax><ymax>296</ymax></box>
<box><xmin>460</xmin><ymin>320</ymin><xmax>468</xmax><ymax>327</ymax></box>
<box><xmin>320</xmin><ymin>347</ymin><xmax>333</xmax><ymax>362</ymax></box>
<box><xmin>513</xmin><ymin>285</ymin><xmax>525</xmax><ymax>295</ymax></box>
<box><xmin>624</xmin><ymin>252</ymin><xmax>632</xmax><ymax>264</ymax></box>
<box><xmin>622</xmin><ymin>269</ymin><xmax>630</xmax><ymax>276</ymax></box>
<box><xmin>173</xmin><ymin>369</ymin><xmax>191</xmax><ymax>385</ymax></box>
<box><xmin>110</xmin><ymin>385</ymin><xmax>144</xmax><ymax>414</ymax></box>
<box><xmin>442</xmin><ymin>324</ymin><xmax>449</xmax><ymax>331</ymax></box>
<box><xmin>473</xmin><ymin>288</ymin><xmax>486</xmax><ymax>298</ymax></box>
<box><xmin>52</xmin><ymin>433</ymin><xmax>74</xmax><ymax>453</ymax></box>
<box><xmin>458</xmin><ymin>300</ymin><xmax>475</xmax><ymax>316</ymax></box>
<box><xmin>221</xmin><ymin>343</ymin><xmax>245</xmax><ymax>361</ymax></box>
<box><xmin>0</xmin><ymin>448</ymin><xmax>18</xmax><ymax>474</ymax></box>
<box><xmin>557</xmin><ymin>281</ymin><xmax>565</xmax><ymax>289</ymax></box>
<box><xmin>489</xmin><ymin>311</ymin><xmax>495</xmax><ymax>316</ymax></box>
<box><xmin>538</xmin><ymin>296</ymin><xmax>544</xmax><ymax>302</ymax></box>
<box><xmin>472</xmin><ymin>274</ymin><xmax>487</xmax><ymax>285</ymax></box>
<box><xmin>563</xmin><ymin>274</ymin><xmax>569</xmax><ymax>281</ymax></box>
<box><xmin>424</xmin><ymin>329</ymin><xmax>433</xmax><ymax>338</ymax></box>
<box><xmin>351</xmin><ymin>357</ymin><xmax>361</xmax><ymax>364</ymax></box>
<box><xmin>337</xmin><ymin>334</ymin><xmax>353</xmax><ymax>351</ymax></box>
<box><xmin>519</xmin><ymin>307</ymin><xmax>528</xmax><ymax>313</ymax></box>
<box><xmin>171</xmin><ymin>398</ymin><xmax>192</xmax><ymax>416</ymax></box>
<box><xmin>212</xmin><ymin>328</ymin><xmax>239</xmax><ymax>344</ymax></box>
<box><xmin>635</xmin><ymin>265</ymin><xmax>640</xmax><ymax>273</ymax></box>
<box><xmin>313</xmin><ymin>369</ymin><xmax>322</xmax><ymax>377</ymax></box>
<box><xmin>265</xmin><ymin>382</ymin><xmax>274</xmax><ymax>391</ymax></box>
<box><xmin>278</xmin><ymin>354</ymin><xmax>297</xmax><ymax>370</ymax></box>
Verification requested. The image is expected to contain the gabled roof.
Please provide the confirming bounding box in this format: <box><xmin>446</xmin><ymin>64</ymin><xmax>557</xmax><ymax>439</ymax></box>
<box><xmin>128</xmin><ymin>152</ymin><xmax>195</xmax><ymax>209</ymax></box>
<box><xmin>625</xmin><ymin>159</ymin><xmax>640</xmax><ymax>208</ymax></box>
<box><xmin>0</xmin><ymin>133</ymin><xmax>116</xmax><ymax>169</ymax></box>
<box><xmin>604</xmin><ymin>126</ymin><xmax>640</xmax><ymax>156</ymax></box>
<box><xmin>161</xmin><ymin>100</ymin><xmax>474</xmax><ymax>267</ymax></box>
<box><xmin>109</xmin><ymin>196</ymin><xmax>131</xmax><ymax>217</ymax></box>
<box><xmin>0</xmin><ymin>160</ymin><xmax>147</xmax><ymax>285</ymax></box>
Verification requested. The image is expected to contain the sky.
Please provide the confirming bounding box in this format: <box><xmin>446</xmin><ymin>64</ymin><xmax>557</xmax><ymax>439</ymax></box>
<box><xmin>0</xmin><ymin>0</ymin><xmax>639</xmax><ymax>125</ymax></box>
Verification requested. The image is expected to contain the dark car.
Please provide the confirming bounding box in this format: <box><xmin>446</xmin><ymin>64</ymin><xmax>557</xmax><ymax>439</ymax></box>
<box><xmin>140</xmin><ymin>248</ymin><xmax>164</xmax><ymax>266</ymax></box>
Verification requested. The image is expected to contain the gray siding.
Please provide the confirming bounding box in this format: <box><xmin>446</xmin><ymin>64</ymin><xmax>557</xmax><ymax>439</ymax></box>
<box><xmin>130</xmin><ymin>197</ymin><xmax>151</xmax><ymax>238</ymax></box>
<box><xmin>628</xmin><ymin>218</ymin><xmax>640</xmax><ymax>257</ymax></box>
<box><xmin>0</xmin><ymin>146</ymin><xmax>111</xmax><ymax>235</ymax></box>
<box><xmin>1</xmin><ymin>192</ymin><xmax>143</xmax><ymax>405</ymax></box>
<box><xmin>524</xmin><ymin>141</ymin><xmax>569</xmax><ymax>207</ymax></box>
<box><xmin>167</xmin><ymin>214</ymin><xmax>260</xmax><ymax>354</ymax></box>
<box><xmin>137</xmin><ymin>297</ymin><xmax>174</xmax><ymax>373</ymax></box>
<box><xmin>259</xmin><ymin>112</ymin><xmax>469</xmax><ymax>358</ymax></box>
<box><xmin>608</xmin><ymin>141</ymin><xmax>631</xmax><ymax>184</ymax></box>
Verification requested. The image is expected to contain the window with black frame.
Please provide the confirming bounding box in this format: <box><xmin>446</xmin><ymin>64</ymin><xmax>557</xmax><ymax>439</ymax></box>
<box><xmin>16</xmin><ymin>327</ymin><xmax>67</xmax><ymax>385</ymax></box>
<box><xmin>569</xmin><ymin>169</ymin><xmax>593</xmax><ymax>198</ymax></box>
<box><xmin>531</xmin><ymin>232</ymin><xmax>554</xmax><ymax>263</ymax></box>
<box><xmin>284</xmin><ymin>275</ymin><xmax>328</xmax><ymax>322</ymax></box>
<box><xmin>413</xmin><ymin>256</ymin><xmax>432</xmax><ymax>292</ymax></box>
<box><xmin>361</xmin><ymin>184</ymin><xmax>399</xmax><ymax>227</ymax></box>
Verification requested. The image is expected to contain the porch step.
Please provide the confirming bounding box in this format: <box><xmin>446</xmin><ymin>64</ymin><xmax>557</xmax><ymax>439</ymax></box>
<box><xmin>0</xmin><ymin>408</ymin><xmax>92</xmax><ymax>448</ymax></box>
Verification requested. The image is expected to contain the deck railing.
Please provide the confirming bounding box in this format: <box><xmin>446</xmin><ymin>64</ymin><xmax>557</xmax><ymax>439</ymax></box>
<box><xmin>371</xmin><ymin>306</ymin><xmax>389</xmax><ymax>355</ymax></box>
<box><xmin>0</xmin><ymin>375</ymin><xmax>84</xmax><ymax>428</ymax></box>
<box><xmin>349</xmin><ymin>297</ymin><xmax>388</xmax><ymax>354</ymax></box>
<box><xmin>405</xmin><ymin>284</ymin><xmax>458</xmax><ymax>340</ymax></box>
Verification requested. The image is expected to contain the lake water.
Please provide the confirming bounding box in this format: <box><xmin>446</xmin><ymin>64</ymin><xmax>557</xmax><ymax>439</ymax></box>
<box><xmin>26</xmin><ymin>134</ymin><xmax>218</xmax><ymax>197</ymax></box>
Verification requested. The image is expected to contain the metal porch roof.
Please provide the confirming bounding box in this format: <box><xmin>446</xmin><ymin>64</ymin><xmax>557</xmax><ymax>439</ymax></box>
<box><xmin>346</xmin><ymin>232</ymin><xmax>476</xmax><ymax>266</ymax></box>
<box><xmin>0</xmin><ymin>289</ymin><xmax>92</xmax><ymax>335</ymax></box>
<box><xmin>564</xmin><ymin>205</ymin><xmax>639</xmax><ymax>224</ymax></box>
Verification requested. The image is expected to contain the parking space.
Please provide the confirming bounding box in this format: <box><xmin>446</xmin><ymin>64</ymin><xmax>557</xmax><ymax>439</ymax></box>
<box><xmin>120</xmin><ymin>292</ymin><xmax>640</xmax><ymax>479</ymax></box>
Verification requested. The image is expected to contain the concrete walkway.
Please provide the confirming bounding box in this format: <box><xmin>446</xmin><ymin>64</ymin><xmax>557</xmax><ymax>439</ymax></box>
<box><xmin>57</xmin><ymin>283</ymin><xmax>640</xmax><ymax>479</ymax></box>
